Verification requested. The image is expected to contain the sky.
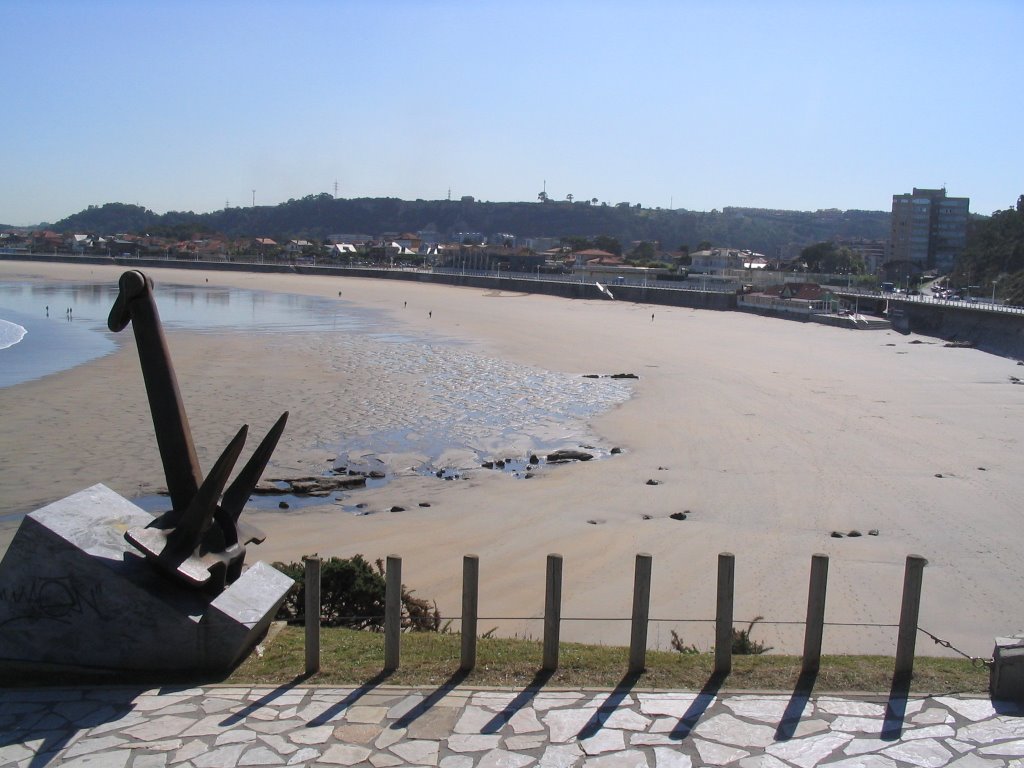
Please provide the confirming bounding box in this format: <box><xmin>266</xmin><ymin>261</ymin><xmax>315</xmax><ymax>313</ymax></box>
<box><xmin>2</xmin><ymin>0</ymin><xmax>1022</xmax><ymax>226</ymax></box>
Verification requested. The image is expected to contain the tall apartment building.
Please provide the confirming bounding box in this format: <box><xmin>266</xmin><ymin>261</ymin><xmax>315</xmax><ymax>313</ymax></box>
<box><xmin>889</xmin><ymin>188</ymin><xmax>969</xmax><ymax>272</ymax></box>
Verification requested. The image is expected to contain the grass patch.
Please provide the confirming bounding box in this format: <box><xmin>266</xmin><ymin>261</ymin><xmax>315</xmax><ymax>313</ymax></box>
<box><xmin>229</xmin><ymin>625</ymin><xmax>989</xmax><ymax>695</ymax></box>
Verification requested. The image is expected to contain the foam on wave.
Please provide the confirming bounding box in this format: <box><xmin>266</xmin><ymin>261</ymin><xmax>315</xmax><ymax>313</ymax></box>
<box><xmin>0</xmin><ymin>318</ymin><xmax>27</xmax><ymax>350</ymax></box>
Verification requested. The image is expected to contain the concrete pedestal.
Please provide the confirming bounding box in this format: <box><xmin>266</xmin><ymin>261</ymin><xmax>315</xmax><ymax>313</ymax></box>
<box><xmin>991</xmin><ymin>634</ymin><xmax>1024</xmax><ymax>701</ymax></box>
<box><xmin>0</xmin><ymin>484</ymin><xmax>292</xmax><ymax>672</ymax></box>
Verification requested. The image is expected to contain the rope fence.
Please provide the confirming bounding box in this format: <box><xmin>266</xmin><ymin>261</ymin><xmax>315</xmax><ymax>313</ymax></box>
<box><xmin>298</xmin><ymin>551</ymin><xmax>975</xmax><ymax>682</ymax></box>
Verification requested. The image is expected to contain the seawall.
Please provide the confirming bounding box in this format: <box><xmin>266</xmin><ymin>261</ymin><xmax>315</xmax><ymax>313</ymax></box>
<box><xmin>889</xmin><ymin>301</ymin><xmax>1024</xmax><ymax>359</ymax></box>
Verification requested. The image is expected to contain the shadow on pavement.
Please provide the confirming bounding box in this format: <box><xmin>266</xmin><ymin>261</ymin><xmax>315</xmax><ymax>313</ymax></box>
<box><xmin>390</xmin><ymin>669</ymin><xmax>470</xmax><ymax>730</ymax></box>
<box><xmin>670</xmin><ymin>670</ymin><xmax>727</xmax><ymax>740</ymax></box>
<box><xmin>881</xmin><ymin>674</ymin><xmax>911</xmax><ymax>741</ymax></box>
<box><xmin>219</xmin><ymin>676</ymin><xmax>313</xmax><ymax>727</ymax></box>
<box><xmin>775</xmin><ymin>669</ymin><xmax>818</xmax><ymax>741</ymax></box>
<box><xmin>306</xmin><ymin>670</ymin><xmax>394</xmax><ymax>727</ymax></box>
<box><xmin>481</xmin><ymin>669</ymin><xmax>554</xmax><ymax>734</ymax></box>
<box><xmin>577</xmin><ymin>671</ymin><xmax>642</xmax><ymax>740</ymax></box>
<box><xmin>0</xmin><ymin>688</ymin><xmax>137</xmax><ymax>768</ymax></box>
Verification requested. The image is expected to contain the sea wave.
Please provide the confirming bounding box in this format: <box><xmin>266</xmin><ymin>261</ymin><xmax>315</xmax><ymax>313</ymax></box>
<box><xmin>0</xmin><ymin>318</ymin><xmax>27</xmax><ymax>350</ymax></box>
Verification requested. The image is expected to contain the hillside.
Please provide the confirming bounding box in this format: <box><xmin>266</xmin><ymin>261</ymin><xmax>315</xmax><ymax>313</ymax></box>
<box><xmin>953</xmin><ymin>195</ymin><xmax>1024</xmax><ymax>305</ymax></box>
<box><xmin>51</xmin><ymin>196</ymin><xmax>891</xmax><ymax>257</ymax></box>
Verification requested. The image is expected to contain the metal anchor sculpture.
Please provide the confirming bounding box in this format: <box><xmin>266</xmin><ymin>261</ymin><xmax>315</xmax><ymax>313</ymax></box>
<box><xmin>108</xmin><ymin>270</ymin><xmax>288</xmax><ymax>592</ymax></box>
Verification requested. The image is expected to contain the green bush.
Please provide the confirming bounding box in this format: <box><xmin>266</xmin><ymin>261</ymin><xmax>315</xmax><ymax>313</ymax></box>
<box><xmin>670</xmin><ymin>615</ymin><xmax>773</xmax><ymax>655</ymax></box>
<box><xmin>274</xmin><ymin>555</ymin><xmax>440</xmax><ymax>632</ymax></box>
<box><xmin>731</xmin><ymin>616</ymin><xmax>773</xmax><ymax>655</ymax></box>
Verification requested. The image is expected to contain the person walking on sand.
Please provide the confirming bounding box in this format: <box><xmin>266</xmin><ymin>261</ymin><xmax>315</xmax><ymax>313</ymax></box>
<box><xmin>428</xmin><ymin>310</ymin><xmax>432</xmax><ymax>319</ymax></box>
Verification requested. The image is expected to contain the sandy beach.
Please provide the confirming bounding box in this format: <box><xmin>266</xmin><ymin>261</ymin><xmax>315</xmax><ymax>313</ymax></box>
<box><xmin>2</xmin><ymin>260</ymin><xmax>1022</xmax><ymax>657</ymax></box>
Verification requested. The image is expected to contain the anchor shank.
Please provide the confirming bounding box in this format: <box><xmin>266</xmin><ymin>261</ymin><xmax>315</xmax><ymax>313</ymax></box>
<box><xmin>125</xmin><ymin>279</ymin><xmax>202</xmax><ymax>510</ymax></box>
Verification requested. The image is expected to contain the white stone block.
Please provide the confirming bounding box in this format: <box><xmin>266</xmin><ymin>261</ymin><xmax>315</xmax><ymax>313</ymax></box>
<box><xmin>0</xmin><ymin>484</ymin><xmax>292</xmax><ymax>672</ymax></box>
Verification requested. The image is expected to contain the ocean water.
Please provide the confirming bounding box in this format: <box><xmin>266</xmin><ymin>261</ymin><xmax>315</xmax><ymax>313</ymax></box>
<box><xmin>0</xmin><ymin>280</ymin><xmax>405</xmax><ymax>389</ymax></box>
<box><xmin>0</xmin><ymin>301</ymin><xmax>117</xmax><ymax>389</ymax></box>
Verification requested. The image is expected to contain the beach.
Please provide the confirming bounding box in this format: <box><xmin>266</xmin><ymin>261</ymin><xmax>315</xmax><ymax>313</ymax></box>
<box><xmin>1</xmin><ymin>260</ymin><xmax>1022</xmax><ymax>656</ymax></box>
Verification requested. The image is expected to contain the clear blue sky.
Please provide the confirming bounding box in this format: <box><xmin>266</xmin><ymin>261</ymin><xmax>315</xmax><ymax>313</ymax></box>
<box><xmin>2</xmin><ymin>0</ymin><xmax>1021</xmax><ymax>226</ymax></box>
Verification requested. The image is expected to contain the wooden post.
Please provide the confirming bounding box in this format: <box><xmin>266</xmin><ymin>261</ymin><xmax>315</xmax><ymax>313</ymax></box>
<box><xmin>802</xmin><ymin>553</ymin><xmax>829</xmax><ymax>674</ymax></box>
<box><xmin>304</xmin><ymin>556</ymin><xmax>321</xmax><ymax>675</ymax></box>
<box><xmin>894</xmin><ymin>554</ymin><xmax>928</xmax><ymax>679</ymax></box>
<box><xmin>543</xmin><ymin>554</ymin><xmax>563</xmax><ymax>672</ymax></box>
<box><xmin>384</xmin><ymin>554</ymin><xmax>402</xmax><ymax>672</ymax></box>
<box><xmin>629</xmin><ymin>553</ymin><xmax>653</xmax><ymax>674</ymax></box>
<box><xmin>460</xmin><ymin>555</ymin><xmax>479</xmax><ymax>672</ymax></box>
<box><xmin>715</xmin><ymin>552</ymin><xmax>735</xmax><ymax>675</ymax></box>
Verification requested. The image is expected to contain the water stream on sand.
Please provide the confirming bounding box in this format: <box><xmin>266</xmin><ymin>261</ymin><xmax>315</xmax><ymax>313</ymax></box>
<box><xmin>2</xmin><ymin>279</ymin><xmax>633</xmax><ymax>514</ymax></box>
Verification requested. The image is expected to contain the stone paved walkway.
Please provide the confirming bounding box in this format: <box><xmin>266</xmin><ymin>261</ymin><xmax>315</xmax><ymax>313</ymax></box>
<box><xmin>3</xmin><ymin>685</ymin><xmax>1024</xmax><ymax>768</ymax></box>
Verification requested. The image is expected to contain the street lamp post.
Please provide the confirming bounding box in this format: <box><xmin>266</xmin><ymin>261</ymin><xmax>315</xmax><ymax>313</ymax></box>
<box><xmin>992</xmin><ymin>280</ymin><xmax>999</xmax><ymax>304</ymax></box>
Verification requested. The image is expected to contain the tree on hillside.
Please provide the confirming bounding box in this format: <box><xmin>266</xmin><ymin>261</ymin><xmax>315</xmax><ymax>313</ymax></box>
<box><xmin>800</xmin><ymin>241</ymin><xmax>865</xmax><ymax>274</ymax></box>
<box><xmin>999</xmin><ymin>272</ymin><xmax>1024</xmax><ymax>306</ymax></box>
<box><xmin>954</xmin><ymin>195</ymin><xmax>1024</xmax><ymax>304</ymax></box>
<box><xmin>148</xmin><ymin>222</ymin><xmax>215</xmax><ymax>240</ymax></box>
<box><xmin>57</xmin><ymin>202</ymin><xmax>160</xmax><ymax>234</ymax></box>
<box><xmin>561</xmin><ymin>236</ymin><xmax>591</xmax><ymax>252</ymax></box>
<box><xmin>594</xmin><ymin>234</ymin><xmax>622</xmax><ymax>256</ymax></box>
<box><xmin>628</xmin><ymin>241</ymin><xmax>657</xmax><ymax>262</ymax></box>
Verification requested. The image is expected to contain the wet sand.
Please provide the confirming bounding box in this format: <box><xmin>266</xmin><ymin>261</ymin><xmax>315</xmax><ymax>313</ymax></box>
<box><xmin>2</xmin><ymin>259</ymin><xmax>1022</xmax><ymax>656</ymax></box>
